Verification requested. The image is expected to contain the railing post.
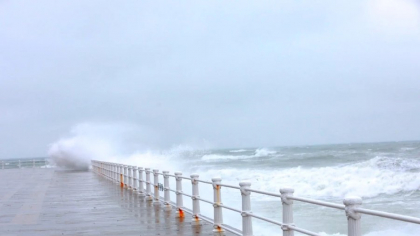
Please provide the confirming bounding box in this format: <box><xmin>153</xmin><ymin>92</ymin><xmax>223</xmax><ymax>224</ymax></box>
<box><xmin>145</xmin><ymin>168</ymin><xmax>153</xmax><ymax>201</ymax></box>
<box><xmin>104</xmin><ymin>162</ymin><xmax>107</xmax><ymax>178</ymax></box>
<box><xmin>128</xmin><ymin>166</ymin><xmax>133</xmax><ymax>189</ymax></box>
<box><xmin>344</xmin><ymin>196</ymin><xmax>362</xmax><ymax>236</ymax></box>
<box><xmin>162</xmin><ymin>171</ymin><xmax>172</xmax><ymax>211</ymax></box>
<box><xmin>212</xmin><ymin>177</ymin><xmax>224</xmax><ymax>234</ymax></box>
<box><xmin>138</xmin><ymin>167</ymin><xmax>145</xmax><ymax>197</ymax></box>
<box><xmin>18</xmin><ymin>160</ymin><xmax>21</xmax><ymax>169</ymax></box>
<box><xmin>191</xmin><ymin>174</ymin><xmax>202</xmax><ymax>225</ymax></box>
<box><xmin>153</xmin><ymin>169</ymin><xmax>160</xmax><ymax>205</ymax></box>
<box><xmin>116</xmin><ymin>164</ymin><xmax>119</xmax><ymax>183</ymax></box>
<box><xmin>175</xmin><ymin>172</ymin><xmax>184</xmax><ymax>218</ymax></box>
<box><xmin>280</xmin><ymin>188</ymin><xmax>295</xmax><ymax>236</ymax></box>
<box><xmin>2</xmin><ymin>161</ymin><xmax>4</xmax><ymax>169</ymax></box>
<box><xmin>239</xmin><ymin>181</ymin><xmax>253</xmax><ymax>236</ymax></box>
<box><xmin>113</xmin><ymin>164</ymin><xmax>118</xmax><ymax>183</ymax></box>
<box><xmin>119</xmin><ymin>165</ymin><xmax>124</xmax><ymax>187</ymax></box>
<box><xmin>107</xmin><ymin>163</ymin><xmax>110</xmax><ymax>179</ymax></box>
<box><xmin>33</xmin><ymin>159</ymin><xmax>35</xmax><ymax>168</ymax></box>
<box><xmin>133</xmin><ymin>166</ymin><xmax>138</xmax><ymax>191</ymax></box>
<box><xmin>124</xmin><ymin>165</ymin><xmax>128</xmax><ymax>188</ymax></box>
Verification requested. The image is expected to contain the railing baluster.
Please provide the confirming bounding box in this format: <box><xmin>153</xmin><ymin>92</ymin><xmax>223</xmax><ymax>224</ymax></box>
<box><xmin>162</xmin><ymin>171</ymin><xmax>172</xmax><ymax>211</ymax></box>
<box><xmin>280</xmin><ymin>188</ymin><xmax>295</xmax><ymax>236</ymax></box>
<box><xmin>153</xmin><ymin>169</ymin><xmax>160</xmax><ymax>205</ymax></box>
<box><xmin>175</xmin><ymin>172</ymin><xmax>184</xmax><ymax>218</ymax></box>
<box><xmin>138</xmin><ymin>167</ymin><xmax>145</xmax><ymax>197</ymax></box>
<box><xmin>130</xmin><ymin>166</ymin><xmax>134</xmax><ymax>188</ymax></box>
<box><xmin>212</xmin><ymin>177</ymin><xmax>224</xmax><ymax>234</ymax></box>
<box><xmin>344</xmin><ymin>196</ymin><xmax>362</xmax><ymax>236</ymax></box>
<box><xmin>133</xmin><ymin>166</ymin><xmax>138</xmax><ymax>191</ymax></box>
<box><xmin>124</xmin><ymin>165</ymin><xmax>128</xmax><ymax>188</ymax></box>
<box><xmin>109</xmin><ymin>163</ymin><xmax>111</xmax><ymax>179</ymax></box>
<box><xmin>106</xmin><ymin>163</ymin><xmax>109</xmax><ymax>179</ymax></box>
<box><xmin>191</xmin><ymin>174</ymin><xmax>202</xmax><ymax>225</ymax></box>
<box><xmin>119</xmin><ymin>164</ymin><xmax>124</xmax><ymax>187</ymax></box>
<box><xmin>145</xmin><ymin>168</ymin><xmax>153</xmax><ymax>201</ymax></box>
<box><xmin>240</xmin><ymin>181</ymin><xmax>253</xmax><ymax>236</ymax></box>
<box><xmin>114</xmin><ymin>164</ymin><xmax>118</xmax><ymax>183</ymax></box>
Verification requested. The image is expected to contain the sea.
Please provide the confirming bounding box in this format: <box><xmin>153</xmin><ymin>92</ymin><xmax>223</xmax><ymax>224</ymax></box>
<box><xmin>133</xmin><ymin>141</ymin><xmax>420</xmax><ymax>236</ymax></box>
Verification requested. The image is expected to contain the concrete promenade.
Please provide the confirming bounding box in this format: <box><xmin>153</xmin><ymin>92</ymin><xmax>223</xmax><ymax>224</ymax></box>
<box><xmin>0</xmin><ymin>168</ymin><xmax>233</xmax><ymax>236</ymax></box>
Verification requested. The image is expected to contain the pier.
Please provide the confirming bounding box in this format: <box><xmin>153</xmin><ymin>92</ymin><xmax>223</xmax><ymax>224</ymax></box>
<box><xmin>1</xmin><ymin>160</ymin><xmax>420</xmax><ymax>236</ymax></box>
<box><xmin>0</xmin><ymin>168</ymin><xmax>228</xmax><ymax>236</ymax></box>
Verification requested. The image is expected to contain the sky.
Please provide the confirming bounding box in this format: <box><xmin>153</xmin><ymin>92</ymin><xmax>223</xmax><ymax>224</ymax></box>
<box><xmin>1</xmin><ymin>0</ymin><xmax>420</xmax><ymax>158</ymax></box>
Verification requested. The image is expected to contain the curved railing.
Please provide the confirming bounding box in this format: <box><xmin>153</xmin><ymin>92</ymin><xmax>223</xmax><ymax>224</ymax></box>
<box><xmin>0</xmin><ymin>159</ymin><xmax>49</xmax><ymax>169</ymax></box>
<box><xmin>91</xmin><ymin>160</ymin><xmax>420</xmax><ymax>236</ymax></box>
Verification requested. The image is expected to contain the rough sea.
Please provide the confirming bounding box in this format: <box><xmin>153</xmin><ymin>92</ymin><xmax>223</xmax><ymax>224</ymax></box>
<box><xmin>139</xmin><ymin>141</ymin><xmax>420</xmax><ymax>236</ymax></box>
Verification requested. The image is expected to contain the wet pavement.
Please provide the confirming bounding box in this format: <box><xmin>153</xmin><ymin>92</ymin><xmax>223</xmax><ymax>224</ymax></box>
<box><xmin>0</xmin><ymin>168</ymin><xmax>231</xmax><ymax>236</ymax></box>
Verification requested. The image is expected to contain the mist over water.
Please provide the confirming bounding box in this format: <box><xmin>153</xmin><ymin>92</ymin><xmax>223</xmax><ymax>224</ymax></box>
<box><xmin>48</xmin><ymin>124</ymin><xmax>420</xmax><ymax>235</ymax></box>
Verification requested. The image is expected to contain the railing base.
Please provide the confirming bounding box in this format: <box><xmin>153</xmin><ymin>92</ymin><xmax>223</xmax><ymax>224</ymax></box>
<box><xmin>153</xmin><ymin>201</ymin><xmax>161</xmax><ymax>206</ymax></box>
<box><xmin>163</xmin><ymin>204</ymin><xmax>172</xmax><ymax>212</ymax></box>
<box><xmin>191</xmin><ymin>217</ymin><xmax>203</xmax><ymax>226</ymax></box>
<box><xmin>212</xmin><ymin>229</ymin><xmax>225</xmax><ymax>236</ymax></box>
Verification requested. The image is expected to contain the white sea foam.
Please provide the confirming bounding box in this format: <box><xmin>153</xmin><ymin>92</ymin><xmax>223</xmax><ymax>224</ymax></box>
<box><xmin>202</xmin><ymin>148</ymin><xmax>278</xmax><ymax>161</ymax></box>
<box><xmin>229</xmin><ymin>149</ymin><xmax>247</xmax><ymax>153</ymax></box>
<box><xmin>201</xmin><ymin>154</ymin><xmax>253</xmax><ymax>161</ymax></box>
<box><xmin>318</xmin><ymin>233</ymin><xmax>346</xmax><ymax>236</ymax></box>
<box><xmin>255</xmin><ymin>148</ymin><xmax>277</xmax><ymax>157</ymax></box>
<box><xmin>363</xmin><ymin>225</ymin><xmax>420</xmax><ymax>236</ymax></box>
<box><xmin>199</xmin><ymin>156</ymin><xmax>420</xmax><ymax>198</ymax></box>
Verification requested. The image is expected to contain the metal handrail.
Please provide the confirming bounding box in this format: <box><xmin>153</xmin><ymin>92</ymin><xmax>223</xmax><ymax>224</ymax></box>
<box><xmin>91</xmin><ymin>159</ymin><xmax>420</xmax><ymax>236</ymax></box>
<box><xmin>355</xmin><ymin>208</ymin><xmax>420</xmax><ymax>224</ymax></box>
<box><xmin>289</xmin><ymin>196</ymin><xmax>346</xmax><ymax>210</ymax></box>
<box><xmin>0</xmin><ymin>159</ymin><xmax>49</xmax><ymax>169</ymax></box>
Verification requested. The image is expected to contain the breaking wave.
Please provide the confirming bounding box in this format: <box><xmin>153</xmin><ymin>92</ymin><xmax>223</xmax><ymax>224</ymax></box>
<box><xmin>201</xmin><ymin>154</ymin><xmax>253</xmax><ymax>161</ymax></box>
<box><xmin>199</xmin><ymin>156</ymin><xmax>420</xmax><ymax>198</ymax></box>
<box><xmin>229</xmin><ymin>149</ymin><xmax>247</xmax><ymax>153</ymax></box>
<box><xmin>255</xmin><ymin>148</ymin><xmax>277</xmax><ymax>157</ymax></box>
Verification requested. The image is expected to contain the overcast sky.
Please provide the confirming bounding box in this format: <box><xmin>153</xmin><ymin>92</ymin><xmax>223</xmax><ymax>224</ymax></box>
<box><xmin>1</xmin><ymin>0</ymin><xmax>420</xmax><ymax>158</ymax></box>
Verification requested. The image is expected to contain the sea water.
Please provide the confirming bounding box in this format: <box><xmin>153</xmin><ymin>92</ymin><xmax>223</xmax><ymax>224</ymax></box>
<box><xmin>155</xmin><ymin>141</ymin><xmax>420</xmax><ymax>236</ymax></box>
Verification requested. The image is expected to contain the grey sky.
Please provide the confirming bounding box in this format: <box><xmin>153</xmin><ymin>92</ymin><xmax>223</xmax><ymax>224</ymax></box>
<box><xmin>1</xmin><ymin>0</ymin><xmax>420</xmax><ymax>158</ymax></box>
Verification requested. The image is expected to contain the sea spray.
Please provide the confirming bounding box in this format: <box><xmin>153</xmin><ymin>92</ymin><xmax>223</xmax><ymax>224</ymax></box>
<box><xmin>47</xmin><ymin>123</ymin><xmax>197</xmax><ymax>171</ymax></box>
<box><xmin>48</xmin><ymin>124</ymin><xmax>122</xmax><ymax>170</ymax></box>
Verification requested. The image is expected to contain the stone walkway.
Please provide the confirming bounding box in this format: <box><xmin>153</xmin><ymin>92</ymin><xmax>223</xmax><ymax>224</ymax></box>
<box><xmin>0</xmin><ymin>168</ymin><xmax>233</xmax><ymax>236</ymax></box>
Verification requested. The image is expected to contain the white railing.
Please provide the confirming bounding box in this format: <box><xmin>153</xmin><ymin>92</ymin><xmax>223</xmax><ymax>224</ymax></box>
<box><xmin>91</xmin><ymin>160</ymin><xmax>420</xmax><ymax>236</ymax></box>
<box><xmin>0</xmin><ymin>159</ymin><xmax>49</xmax><ymax>169</ymax></box>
